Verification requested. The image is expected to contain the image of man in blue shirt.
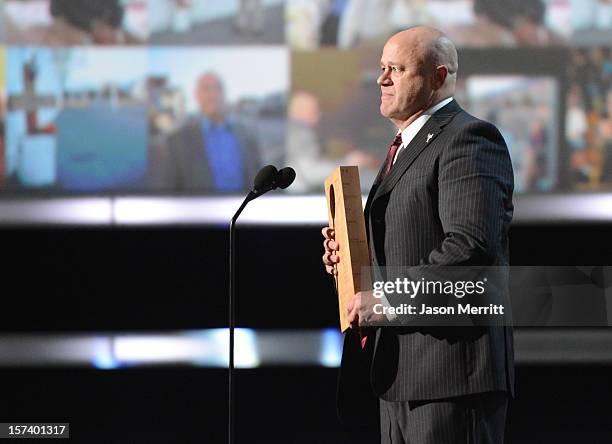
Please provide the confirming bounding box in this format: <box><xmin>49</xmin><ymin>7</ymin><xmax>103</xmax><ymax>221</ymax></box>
<box><xmin>158</xmin><ymin>72</ymin><xmax>261</xmax><ymax>193</ymax></box>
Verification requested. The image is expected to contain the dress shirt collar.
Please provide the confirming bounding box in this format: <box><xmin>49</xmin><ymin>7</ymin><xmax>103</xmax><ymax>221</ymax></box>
<box><xmin>398</xmin><ymin>97</ymin><xmax>453</xmax><ymax>146</ymax></box>
<box><xmin>393</xmin><ymin>97</ymin><xmax>454</xmax><ymax>164</ymax></box>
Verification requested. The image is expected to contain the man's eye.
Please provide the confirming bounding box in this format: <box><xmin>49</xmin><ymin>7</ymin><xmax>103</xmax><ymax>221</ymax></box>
<box><xmin>380</xmin><ymin>66</ymin><xmax>402</xmax><ymax>74</ymax></box>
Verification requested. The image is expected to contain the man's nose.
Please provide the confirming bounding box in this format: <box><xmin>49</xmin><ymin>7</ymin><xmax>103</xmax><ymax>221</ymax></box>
<box><xmin>377</xmin><ymin>69</ymin><xmax>391</xmax><ymax>86</ymax></box>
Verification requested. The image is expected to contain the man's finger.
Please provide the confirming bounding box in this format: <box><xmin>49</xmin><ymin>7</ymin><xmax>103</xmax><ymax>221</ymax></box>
<box><xmin>323</xmin><ymin>239</ymin><xmax>338</xmax><ymax>252</ymax></box>
<box><xmin>325</xmin><ymin>240</ymin><xmax>339</xmax><ymax>251</ymax></box>
<box><xmin>347</xmin><ymin>308</ymin><xmax>360</xmax><ymax>329</ymax></box>
<box><xmin>322</xmin><ymin>227</ymin><xmax>335</xmax><ymax>240</ymax></box>
<box><xmin>323</xmin><ymin>252</ymin><xmax>338</xmax><ymax>264</ymax></box>
<box><xmin>347</xmin><ymin>295</ymin><xmax>361</xmax><ymax>316</ymax></box>
<box><xmin>347</xmin><ymin>306</ymin><xmax>359</xmax><ymax>324</ymax></box>
<box><xmin>322</xmin><ymin>252</ymin><xmax>331</xmax><ymax>265</ymax></box>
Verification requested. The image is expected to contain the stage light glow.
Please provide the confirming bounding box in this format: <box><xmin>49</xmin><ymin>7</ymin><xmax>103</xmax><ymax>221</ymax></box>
<box><xmin>201</xmin><ymin>328</ymin><xmax>260</xmax><ymax>368</ymax></box>
<box><xmin>0</xmin><ymin>194</ymin><xmax>610</xmax><ymax>225</ymax></box>
<box><xmin>319</xmin><ymin>328</ymin><xmax>343</xmax><ymax>367</ymax></box>
<box><xmin>1</xmin><ymin>329</ymin><xmax>610</xmax><ymax>368</ymax></box>
<box><xmin>112</xmin><ymin>195</ymin><xmax>334</xmax><ymax>225</ymax></box>
<box><xmin>112</xmin><ymin>329</ymin><xmax>259</xmax><ymax>368</ymax></box>
<box><xmin>113</xmin><ymin>334</ymin><xmax>216</xmax><ymax>365</ymax></box>
<box><xmin>91</xmin><ymin>338</ymin><xmax>120</xmax><ymax>370</ymax></box>
<box><xmin>0</xmin><ymin>198</ymin><xmax>112</xmax><ymax>225</ymax></box>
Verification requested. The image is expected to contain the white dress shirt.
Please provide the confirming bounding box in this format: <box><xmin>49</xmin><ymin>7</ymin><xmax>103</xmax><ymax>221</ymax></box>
<box><xmin>392</xmin><ymin>97</ymin><xmax>454</xmax><ymax>165</ymax></box>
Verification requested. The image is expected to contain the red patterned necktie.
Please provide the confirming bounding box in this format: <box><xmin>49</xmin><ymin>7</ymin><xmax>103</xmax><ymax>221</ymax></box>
<box><xmin>381</xmin><ymin>133</ymin><xmax>403</xmax><ymax>179</ymax></box>
<box><xmin>361</xmin><ymin>133</ymin><xmax>404</xmax><ymax>349</ymax></box>
<box><xmin>360</xmin><ymin>330</ymin><xmax>369</xmax><ymax>349</ymax></box>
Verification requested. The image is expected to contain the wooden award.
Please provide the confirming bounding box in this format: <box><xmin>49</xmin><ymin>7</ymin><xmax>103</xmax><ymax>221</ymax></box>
<box><xmin>325</xmin><ymin>166</ymin><xmax>371</xmax><ymax>332</ymax></box>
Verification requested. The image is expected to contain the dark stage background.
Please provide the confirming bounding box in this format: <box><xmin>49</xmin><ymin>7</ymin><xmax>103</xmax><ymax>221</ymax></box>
<box><xmin>0</xmin><ymin>223</ymin><xmax>611</xmax><ymax>443</ymax></box>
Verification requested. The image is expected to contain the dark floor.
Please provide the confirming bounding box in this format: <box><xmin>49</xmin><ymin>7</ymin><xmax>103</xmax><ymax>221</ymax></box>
<box><xmin>1</xmin><ymin>365</ymin><xmax>611</xmax><ymax>443</ymax></box>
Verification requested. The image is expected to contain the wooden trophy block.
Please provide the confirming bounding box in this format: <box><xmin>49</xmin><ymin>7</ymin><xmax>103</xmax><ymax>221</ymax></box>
<box><xmin>325</xmin><ymin>166</ymin><xmax>371</xmax><ymax>332</ymax></box>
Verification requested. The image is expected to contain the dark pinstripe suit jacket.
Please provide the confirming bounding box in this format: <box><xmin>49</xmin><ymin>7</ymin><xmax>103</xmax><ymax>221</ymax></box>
<box><xmin>337</xmin><ymin>99</ymin><xmax>515</xmax><ymax>425</ymax></box>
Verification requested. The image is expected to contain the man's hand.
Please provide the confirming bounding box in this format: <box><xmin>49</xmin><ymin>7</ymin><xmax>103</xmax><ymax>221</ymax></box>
<box><xmin>346</xmin><ymin>290</ymin><xmax>385</xmax><ymax>329</ymax></box>
<box><xmin>321</xmin><ymin>226</ymin><xmax>340</xmax><ymax>275</ymax></box>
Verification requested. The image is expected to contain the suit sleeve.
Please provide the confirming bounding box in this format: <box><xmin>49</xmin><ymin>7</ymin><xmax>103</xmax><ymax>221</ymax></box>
<box><xmin>424</xmin><ymin>120</ymin><xmax>514</xmax><ymax>266</ymax></box>
<box><xmin>148</xmin><ymin>131</ymin><xmax>183</xmax><ymax>191</ymax></box>
<box><xmin>161</xmin><ymin>132</ymin><xmax>184</xmax><ymax>191</ymax></box>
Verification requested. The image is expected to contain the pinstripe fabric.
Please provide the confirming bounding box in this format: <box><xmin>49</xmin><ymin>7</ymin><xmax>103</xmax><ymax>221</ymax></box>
<box><xmin>337</xmin><ymin>100</ymin><xmax>514</xmax><ymax>425</ymax></box>
<box><xmin>380</xmin><ymin>392</ymin><xmax>508</xmax><ymax>443</ymax></box>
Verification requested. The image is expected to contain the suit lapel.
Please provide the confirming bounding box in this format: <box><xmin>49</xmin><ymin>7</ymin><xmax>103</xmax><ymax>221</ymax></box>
<box><xmin>372</xmin><ymin>100</ymin><xmax>461</xmax><ymax>202</ymax></box>
<box><xmin>364</xmin><ymin>162</ymin><xmax>385</xmax><ymax>218</ymax></box>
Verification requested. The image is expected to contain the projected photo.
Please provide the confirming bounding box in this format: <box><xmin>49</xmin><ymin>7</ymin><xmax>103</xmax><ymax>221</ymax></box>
<box><xmin>1</xmin><ymin>0</ymin><xmax>147</xmax><ymax>45</ymax></box>
<box><xmin>292</xmin><ymin>47</ymin><xmax>560</xmax><ymax>194</ymax></box>
<box><xmin>148</xmin><ymin>0</ymin><xmax>285</xmax><ymax>45</ymax></box>
<box><xmin>287</xmin><ymin>0</ymin><xmax>573</xmax><ymax>50</ymax></box>
<box><xmin>0</xmin><ymin>47</ymin><xmax>5</xmax><ymax>188</ymax></box>
<box><xmin>457</xmin><ymin>75</ymin><xmax>559</xmax><ymax>193</ymax></box>
<box><xmin>567</xmin><ymin>47</ymin><xmax>612</xmax><ymax>191</ymax></box>
<box><xmin>5</xmin><ymin>48</ymin><xmax>148</xmax><ymax>191</ymax></box>
<box><xmin>0</xmin><ymin>0</ymin><xmax>607</xmax><ymax>202</ymax></box>
<box><xmin>569</xmin><ymin>0</ymin><xmax>612</xmax><ymax>46</ymax></box>
<box><xmin>147</xmin><ymin>47</ymin><xmax>288</xmax><ymax>193</ymax></box>
<box><xmin>289</xmin><ymin>49</ymin><xmax>388</xmax><ymax>193</ymax></box>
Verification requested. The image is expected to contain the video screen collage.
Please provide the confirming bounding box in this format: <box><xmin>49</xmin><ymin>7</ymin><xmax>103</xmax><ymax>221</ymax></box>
<box><xmin>0</xmin><ymin>0</ymin><xmax>610</xmax><ymax>195</ymax></box>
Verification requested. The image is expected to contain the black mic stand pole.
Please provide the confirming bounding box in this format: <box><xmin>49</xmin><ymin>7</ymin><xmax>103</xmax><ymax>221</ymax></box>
<box><xmin>228</xmin><ymin>191</ymin><xmax>256</xmax><ymax>444</ymax></box>
<box><xmin>226</xmin><ymin>164</ymin><xmax>293</xmax><ymax>444</ymax></box>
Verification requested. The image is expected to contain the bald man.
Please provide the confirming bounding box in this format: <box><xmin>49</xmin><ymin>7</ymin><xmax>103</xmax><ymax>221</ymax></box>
<box><xmin>157</xmin><ymin>72</ymin><xmax>260</xmax><ymax>192</ymax></box>
<box><xmin>322</xmin><ymin>27</ymin><xmax>514</xmax><ymax>443</ymax></box>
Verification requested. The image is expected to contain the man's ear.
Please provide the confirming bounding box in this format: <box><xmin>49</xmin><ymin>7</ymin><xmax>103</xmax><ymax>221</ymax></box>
<box><xmin>434</xmin><ymin>65</ymin><xmax>448</xmax><ymax>89</ymax></box>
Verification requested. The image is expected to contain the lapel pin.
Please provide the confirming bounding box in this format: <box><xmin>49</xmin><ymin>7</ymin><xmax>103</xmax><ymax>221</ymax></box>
<box><xmin>426</xmin><ymin>133</ymin><xmax>433</xmax><ymax>143</ymax></box>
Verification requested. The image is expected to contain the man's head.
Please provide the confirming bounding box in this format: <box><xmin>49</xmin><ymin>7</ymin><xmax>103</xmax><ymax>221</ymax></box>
<box><xmin>50</xmin><ymin>0</ymin><xmax>124</xmax><ymax>43</ymax></box>
<box><xmin>195</xmin><ymin>72</ymin><xmax>226</xmax><ymax>122</ymax></box>
<box><xmin>377</xmin><ymin>26</ymin><xmax>458</xmax><ymax>129</ymax></box>
<box><xmin>289</xmin><ymin>91</ymin><xmax>321</xmax><ymax>127</ymax></box>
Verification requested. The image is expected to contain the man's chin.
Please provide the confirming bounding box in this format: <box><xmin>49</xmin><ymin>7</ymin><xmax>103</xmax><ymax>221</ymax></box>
<box><xmin>380</xmin><ymin>105</ymin><xmax>392</xmax><ymax>118</ymax></box>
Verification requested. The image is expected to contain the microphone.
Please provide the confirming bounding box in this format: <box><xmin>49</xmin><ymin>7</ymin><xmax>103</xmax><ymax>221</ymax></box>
<box><xmin>253</xmin><ymin>164</ymin><xmax>278</xmax><ymax>195</ymax></box>
<box><xmin>276</xmin><ymin>167</ymin><xmax>296</xmax><ymax>189</ymax></box>
<box><xmin>248</xmin><ymin>165</ymin><xmax>296</xmax><ymax>200</ymax></box>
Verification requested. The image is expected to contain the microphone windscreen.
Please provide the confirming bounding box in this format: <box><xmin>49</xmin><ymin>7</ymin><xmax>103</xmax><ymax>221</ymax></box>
<box><xmin>253</xmin><ymin>165</ymin><xmax>278</xmax><ymax>192</ymax></box>
<box><xmin>277</xmin><ymin>167</ymin><xmax>296</xmax><ymax>189</ymax></box>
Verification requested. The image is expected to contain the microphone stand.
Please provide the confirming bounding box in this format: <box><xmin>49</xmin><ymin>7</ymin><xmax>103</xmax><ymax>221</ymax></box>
<box><xmin>226</xmin><ymin>165</ymin><xmax>293</xmax><ymax>444</ymax></box>
<box><xmin>228</xmin><ymin>191</ymin><xmax>256</xmax><ymax>444</ymax></box>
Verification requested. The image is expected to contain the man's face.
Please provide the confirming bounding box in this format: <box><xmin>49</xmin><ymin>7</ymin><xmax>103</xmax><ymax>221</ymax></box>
<box><xmin>377</xmin><ymin>39</ymin><xmax>433</xmax><ymax>125</ymax></box>
<box><xmin>196</xmin><ymin>75</ymin><xmax>224</xmax><ymax>118</ymax></box>
<box><xmin>91</xmin><ymin>21</ymin><xmax>121</xmax><ymax>44</ymax></box>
